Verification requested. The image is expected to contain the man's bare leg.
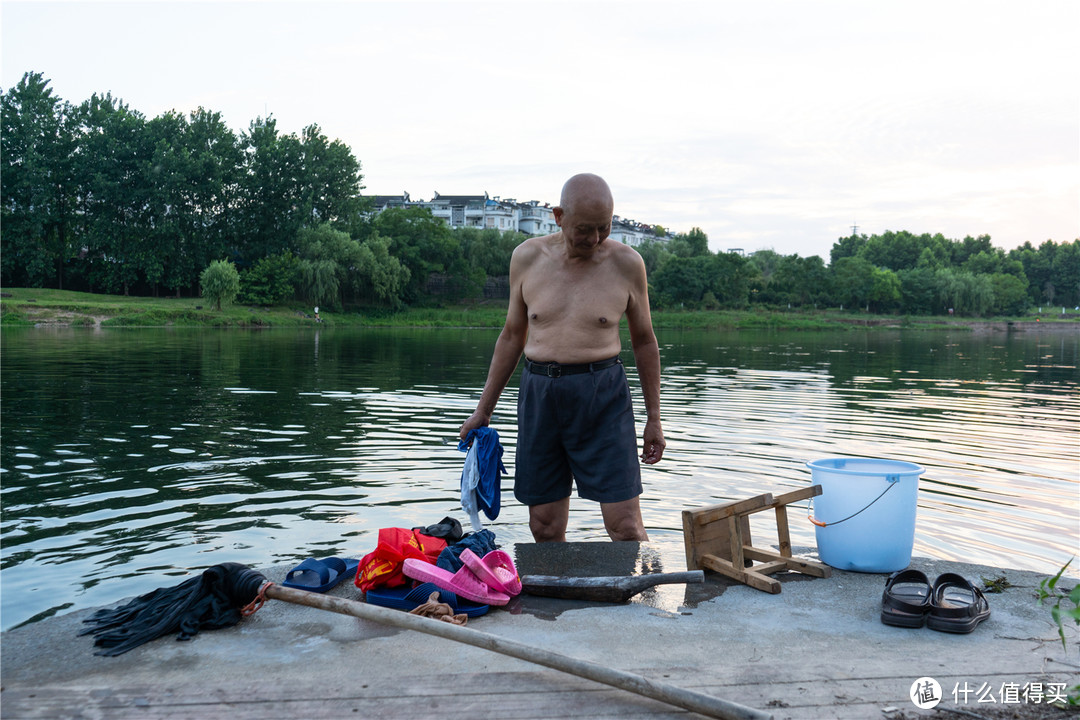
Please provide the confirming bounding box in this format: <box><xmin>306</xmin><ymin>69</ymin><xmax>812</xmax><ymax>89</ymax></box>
<box><xmin>601</xmin><ymin>497</ymin><xmax>649</xmax><ymax>541</ymax></box>
<box><xmin>529</xmin><ymin>497</ymin><xmax>570</xmax><ymax>542</ymax></box>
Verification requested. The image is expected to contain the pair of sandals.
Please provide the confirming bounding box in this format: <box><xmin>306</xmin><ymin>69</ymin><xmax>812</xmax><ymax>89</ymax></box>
<box><xmin>402</xmin><ymin>548</ymin><xmax>522</xmax><ymax>606</ymax></box>
<box><xmin>881</xmin><ymin>569</ymin><xmax>991</xmax><ymax>633</ymax></box>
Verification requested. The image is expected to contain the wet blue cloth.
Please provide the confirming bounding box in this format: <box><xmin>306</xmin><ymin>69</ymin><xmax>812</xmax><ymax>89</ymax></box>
<box><xmin>459</xmin><ymin>427</ymin><xmax>506</xmax><ymax>530</ymax></box>
<box><xmin>436</xmin><ymin>529</ymin><xmax>498</xmax><ymax>573</ymax></box>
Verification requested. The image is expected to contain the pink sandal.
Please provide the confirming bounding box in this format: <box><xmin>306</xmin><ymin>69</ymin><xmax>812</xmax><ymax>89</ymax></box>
<box><xmin>402</xmin><ymin>558</ymin><xmax>511</xmax><ymax>606</ymax></box>
<box><xmin>460</xmin><ymin>549</ymin><xmax>522</xmax><ymax>596</ymax></box>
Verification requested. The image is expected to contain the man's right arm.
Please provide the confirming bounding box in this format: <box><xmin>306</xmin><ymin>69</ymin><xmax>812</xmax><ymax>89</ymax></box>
<box><xmin>459</xmin><ymin>245</ymin><xmax>531</xmax><ymax>440</ymax></box>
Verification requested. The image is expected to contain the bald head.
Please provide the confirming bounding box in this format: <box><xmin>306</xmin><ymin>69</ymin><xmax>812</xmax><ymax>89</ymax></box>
<box><xmin>559</xmin><ymin>173</ymin><xmax>614</xmax><ymax>217</ymax></box>
<box><xmin>554</xmin><ymin>173</ymin><xmax>615</xmax><ymax>253</ymax></box>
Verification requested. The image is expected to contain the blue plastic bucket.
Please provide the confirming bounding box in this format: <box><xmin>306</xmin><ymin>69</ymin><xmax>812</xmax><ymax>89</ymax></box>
<box><xmin>806</xmin><ymin>457</ymin><xmax>924</xmax><ymax>573</ymax></box>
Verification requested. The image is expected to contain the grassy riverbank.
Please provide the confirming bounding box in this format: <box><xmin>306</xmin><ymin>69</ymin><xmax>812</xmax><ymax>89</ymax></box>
<box><xmin>1</xmin><ymin>287</ymin><xmax>1074</xmax><ymax>331</ymax></box>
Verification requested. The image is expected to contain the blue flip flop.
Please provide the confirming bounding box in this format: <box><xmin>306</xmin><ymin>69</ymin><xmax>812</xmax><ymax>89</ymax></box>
<box><xmin>282</xmin><ymin>557</ymin><xmax>360</xmax><ymax>593</ymax></box>
<box><xmin>364</xmin><ymin>582</ymin><xmax>490</xmax><ymax>617</ymax></box>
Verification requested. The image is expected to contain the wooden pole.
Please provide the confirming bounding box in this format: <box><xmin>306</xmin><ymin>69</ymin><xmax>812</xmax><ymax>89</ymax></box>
<box><xmin>266</xmin><ymin>584</ymin><xmax>771</xmax><ymax>720</ymax></box>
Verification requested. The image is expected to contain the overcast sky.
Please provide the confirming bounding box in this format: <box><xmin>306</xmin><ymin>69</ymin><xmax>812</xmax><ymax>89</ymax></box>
<box><xmin>3</xmin><ymin>0</ymin><xmax>1077</xmax><ymax>259</ymax></box>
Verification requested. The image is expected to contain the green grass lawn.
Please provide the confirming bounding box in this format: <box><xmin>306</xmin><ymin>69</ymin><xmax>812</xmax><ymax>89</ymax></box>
<box><xmin>0</xmin><ymin>288</ymin><xmax>318</xmax><ymax>327</ymax></box>
<box><xmin>0</xmin><ymin>288</ymin><xmax>512</xmax><ymax>328</ymax></box>
<box><xmin>0</xmin><ymin>287</ymin><xmax>1068</xmax><ymax>330</ymax></box>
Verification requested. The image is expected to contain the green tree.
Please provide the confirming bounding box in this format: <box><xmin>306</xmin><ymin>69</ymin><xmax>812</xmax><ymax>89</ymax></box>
<box><xmin>142</xmin><ymin>109</ymin><xmax>188</xmax><ymax>293</ymax></box>
<box><xmin>235</xmin><ymin>116</ymin><xmax>305</xmax><ymax>262</ymax></box>
<box><xmin>459</xmin><ymin>227</ymin><xmax>524</xmax><ymax>277</ymax></box>
<box><xmin>799</xmin><ymin>255</ymin><xmax>832</xmax><ymax>307</ymax></box>
<box><xmin>708</xmin><ymin>252</ymin><xmax>752</xmax><ymax>307</ymax></box>
<box><xmin>441</xmin><ymin>252</ymin><xmax>486</xmax><ymax>302</ymax></box>
<box><xmin>650</xmin><ymin>251</ymin><xmax>752</xmax><ymax>309</ymax></box>
<box><xmin>751</xmin><ymin>249</ymin><xmax>816</xmax><ymax>306</ymax></box>
<box><xmin>374</xmin><ymin>205</ymin><xmax>459</xmax><ymax>304</ymax></box>
<box><xmin>830</xmin><ymin>233</ymin><xmax>866</xmax><ymax>265</ymax></box>
<box><xmin>238</xmin><ymin>252</ymin><xmax>299</xmax><ymax>305</ymax></box>
<box><xmin>353</xmin><ymin>233</ymin><xmax>410</xmax><ymax>306</ymax></box>
<box><xmin>200</xmin><ymin>259</ymin><xmax>240</xmax><ymax>310</ymax></box>
<box><xmin>868</xmin><ymin>266</ymin><xmax>902</xmax><ymax>313</ymax></box>
<box><xmin>667</xmin><ymin>227</ymin><xmax>709</xmax><ymax>258</ymax></box>
<box><xmin>634</xmin><ymin>239</ymin><xmax>671</xmax><ymax>277</ymax></box>
<box><xmin>682</xmin><ymin>227</ymin><xmax>710</xmax><ymax>255</ymax></box>
<box><xmin>966</xmin><ymin>273</ymin><xmax>995</xmax><ymax>317</ymax></box>
<box><xmin>748</xmin><ymin>250</ymin><xmax>785</xmax><ymax>304</ymax></box>
<box><xmin>142</xmin><ymin>108</ymin><xmax>241</xmax><ymax>296</ymax></box>
<box><xmin>71</xmin><ymin>92</ymin><xmax>152</xmax><ymax>295</ymax></box>
<box><xmin>860</xmin><ymin>230</ymin><xmax>923</xmax><ymax>271</ymax></box>
<box><xmin>1010</xmin><ymin>241</ymin><xmax>1051</xmax><ymax>305</ymax></box>
<box><xmin>1050</xmin><ymin>240</ymin><xmax>1080</xmax><ymax>307</ymax></box>
<box><xmin>830</xmin><ymin>256</ymin><xmax>875</xmax><ymax>310</ymax></box>
<box><xmin>935</xmin><ymin>269</ymin><xmax>993</xmax><ymax>317</ymax></box>
<box><xmin>897</xmin><ymin>267</ymin><xmax>938</xmax><ymax>314</ymax></box>
<box><xmin>2</xmin><ymin>76</ymin><xmax>369</xmax><ymax>298</ymax></box>
<box><xmin>915</xmin><ymin>236</ymin><xmax>951</xmax><ymax>269</ymax></box>
<box><xmin>177</xmin><ymin>107</ymin><xmax>243</xmax><ymax>290</ymax></box>
<box><xmin>299</xmin><ymin>259</ymin><xmax>339</xmax><ymax>308</ymax></box>
<box><xmin>295</xmin><ymin>223</ymin><xmax>364</xmax><ymax>309</ymax></box>
<box><xmin>650</xmin><ymin>254</ymin><xmax>707</xmax><ymax>306</ymax></box>
<box><xmin>1</xmin><ymin>72</ymin><xmax>77</xmax><ymax>288</ymax></box>
<box><xmin>775</xmin><ymin>255</ymin><xmax>830</xmax><ymax>307</ymax></box>
<box><xmin>935</xmin><ymin>268</ymin><xmax>963</xmax><ymax>314</ymax></box>
<box><xmin>771</xmin><ymin>254</ymin><xmax>806</xmax><ymax>305</ymax></box>
<box><xmin>297</xmin><ymin>123</ymin><xmax>364</xmax><ymax>230</ymax></box>
<box><xmin>952</xmin><ymin>234</ymin><xmax>995</xmax><ymax>266</ymax></box>
<box><xmin>989</xmin><ymin>272</ymin><xmax>1029</xmax><ymax>315</ymax></box>
<box><xmin>963</xmin><ymin>249</ymin><xmax>1006</xmax><ymax>276</ymax></box>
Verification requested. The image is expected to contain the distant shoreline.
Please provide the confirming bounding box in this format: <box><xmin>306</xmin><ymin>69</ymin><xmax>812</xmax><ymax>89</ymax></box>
<box><xmin>2</xmin><ymin>288</ymin><xmax>1078</xmax><ymax>332</ymax></box>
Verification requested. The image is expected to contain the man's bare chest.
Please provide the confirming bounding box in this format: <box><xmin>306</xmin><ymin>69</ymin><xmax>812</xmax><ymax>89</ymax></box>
<box><xmin>521</xmin><ymin>263</ymin><xmax>630</xmax><ymax>328</ymax></box>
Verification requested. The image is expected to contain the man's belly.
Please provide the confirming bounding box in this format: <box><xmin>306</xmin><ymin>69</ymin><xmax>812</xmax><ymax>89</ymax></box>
<box><xmin>523</xmin><ymin>323</ymin><xmax>623</xmax><ymax>364</ymax></box>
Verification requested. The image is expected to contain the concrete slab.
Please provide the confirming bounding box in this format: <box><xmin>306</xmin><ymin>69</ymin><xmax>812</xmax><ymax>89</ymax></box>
<box><xmin>2</xmin><ymin>544</ymin><xmax>1077</xmax><ymax>719</ymax></box>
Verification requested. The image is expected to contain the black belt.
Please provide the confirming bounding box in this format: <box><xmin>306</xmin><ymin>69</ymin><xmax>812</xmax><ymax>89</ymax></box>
<box><xmin>524</xmin><ymin>356</ymin><xmax>621</xmax><ymax>378</ymax></box>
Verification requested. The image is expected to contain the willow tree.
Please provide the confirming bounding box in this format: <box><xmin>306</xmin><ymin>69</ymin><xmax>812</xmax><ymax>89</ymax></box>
<box><xmin>200</xmin><ymin>260</ymin><xmax>240</xmax><ymax>311</ymax></box>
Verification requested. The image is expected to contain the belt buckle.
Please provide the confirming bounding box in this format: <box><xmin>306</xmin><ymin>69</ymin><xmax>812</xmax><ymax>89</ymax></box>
<box><xmin>546</xmin><ymin>362</ymin><xmax>561</xmax><ymax>378</ymax></box>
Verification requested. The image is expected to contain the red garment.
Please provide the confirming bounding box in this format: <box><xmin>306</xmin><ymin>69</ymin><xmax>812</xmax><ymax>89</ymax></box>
<box><xmin>355</xmin><ymin>528</ymin><xmax>446</xmax><ymax>591</ymax></box>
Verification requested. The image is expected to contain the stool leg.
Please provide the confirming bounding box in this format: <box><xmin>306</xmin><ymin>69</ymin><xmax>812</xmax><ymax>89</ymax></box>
<box><xmin>727</xmin><ymin>515</ymin><xmax>744</xmax><ymax>569</ymax></box>
<box><xmin>775</xmin><ymin>506</ymin><xmax>792</xmax><ymax>558</ymax></box>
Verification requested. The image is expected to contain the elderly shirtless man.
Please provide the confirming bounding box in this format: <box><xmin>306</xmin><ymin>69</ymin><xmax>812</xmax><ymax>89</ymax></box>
<box><xmin>459</xmin><ymin>173</ymin><xmax>665</xmax><ymax>542</ymax></box>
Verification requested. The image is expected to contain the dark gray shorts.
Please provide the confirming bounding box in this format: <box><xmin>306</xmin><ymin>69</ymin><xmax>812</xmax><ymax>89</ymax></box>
<box><xmin>514</xmin><ymin>357</ymin><xmax>642</xmax><ymax>506</ymax></box>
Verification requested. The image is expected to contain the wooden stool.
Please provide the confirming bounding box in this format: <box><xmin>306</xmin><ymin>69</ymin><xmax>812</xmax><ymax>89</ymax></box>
<box><xmin>682</xmin><ymin>486</ymin><xmax>831</xmax><ymax>594</ymax></box>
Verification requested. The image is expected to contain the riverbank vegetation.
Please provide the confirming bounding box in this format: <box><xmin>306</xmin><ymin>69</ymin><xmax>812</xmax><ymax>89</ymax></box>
<box><xmin>4</xmin><ymin>72</ymin><xmax>1078</xmax><ymax>322</ymax></box>
<box><xmin>4</xmin><ymin>287</ymin><xmax>1077</xmax><ymax>331</ymax></box>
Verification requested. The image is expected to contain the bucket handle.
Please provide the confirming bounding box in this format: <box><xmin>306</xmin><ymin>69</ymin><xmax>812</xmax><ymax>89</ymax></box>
<box><xmin>808</xmin><ymin>476</ymin><xmax>900</xmax><ymax>528</ymax></box>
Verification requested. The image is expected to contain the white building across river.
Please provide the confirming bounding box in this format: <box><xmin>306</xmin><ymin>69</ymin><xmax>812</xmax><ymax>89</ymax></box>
<box><xmin>367</xmin><ymin>191</ymin><xmax>671</xmax><ymax>247</ymax></box>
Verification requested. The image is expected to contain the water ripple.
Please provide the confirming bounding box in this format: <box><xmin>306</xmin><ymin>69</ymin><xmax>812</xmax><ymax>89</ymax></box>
<box><xmin>1</xmin><ymin>327</ymin><xmax>1076</xmax><ymax>632</ymax></box>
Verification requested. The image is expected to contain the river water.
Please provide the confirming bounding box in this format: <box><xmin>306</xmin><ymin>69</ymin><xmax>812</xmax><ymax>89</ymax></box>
<box><xmin>1</xmin><ymin>326</ymin><xmax>1077</xmax><ymax>631</ymax></box>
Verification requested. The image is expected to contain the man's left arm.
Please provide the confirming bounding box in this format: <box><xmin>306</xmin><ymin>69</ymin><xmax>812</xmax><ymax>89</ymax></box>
<box><xmin>624</xmin><ymin>253</ymin><xmax>665</xmax><ymax>464</ymax></box>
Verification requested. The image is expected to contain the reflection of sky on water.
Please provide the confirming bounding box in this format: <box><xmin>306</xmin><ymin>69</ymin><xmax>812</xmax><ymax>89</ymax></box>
<box><xmin>0</xmin><ymin>327</ymin><xmax>1076</xmax><ymax>631</ymax></box>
